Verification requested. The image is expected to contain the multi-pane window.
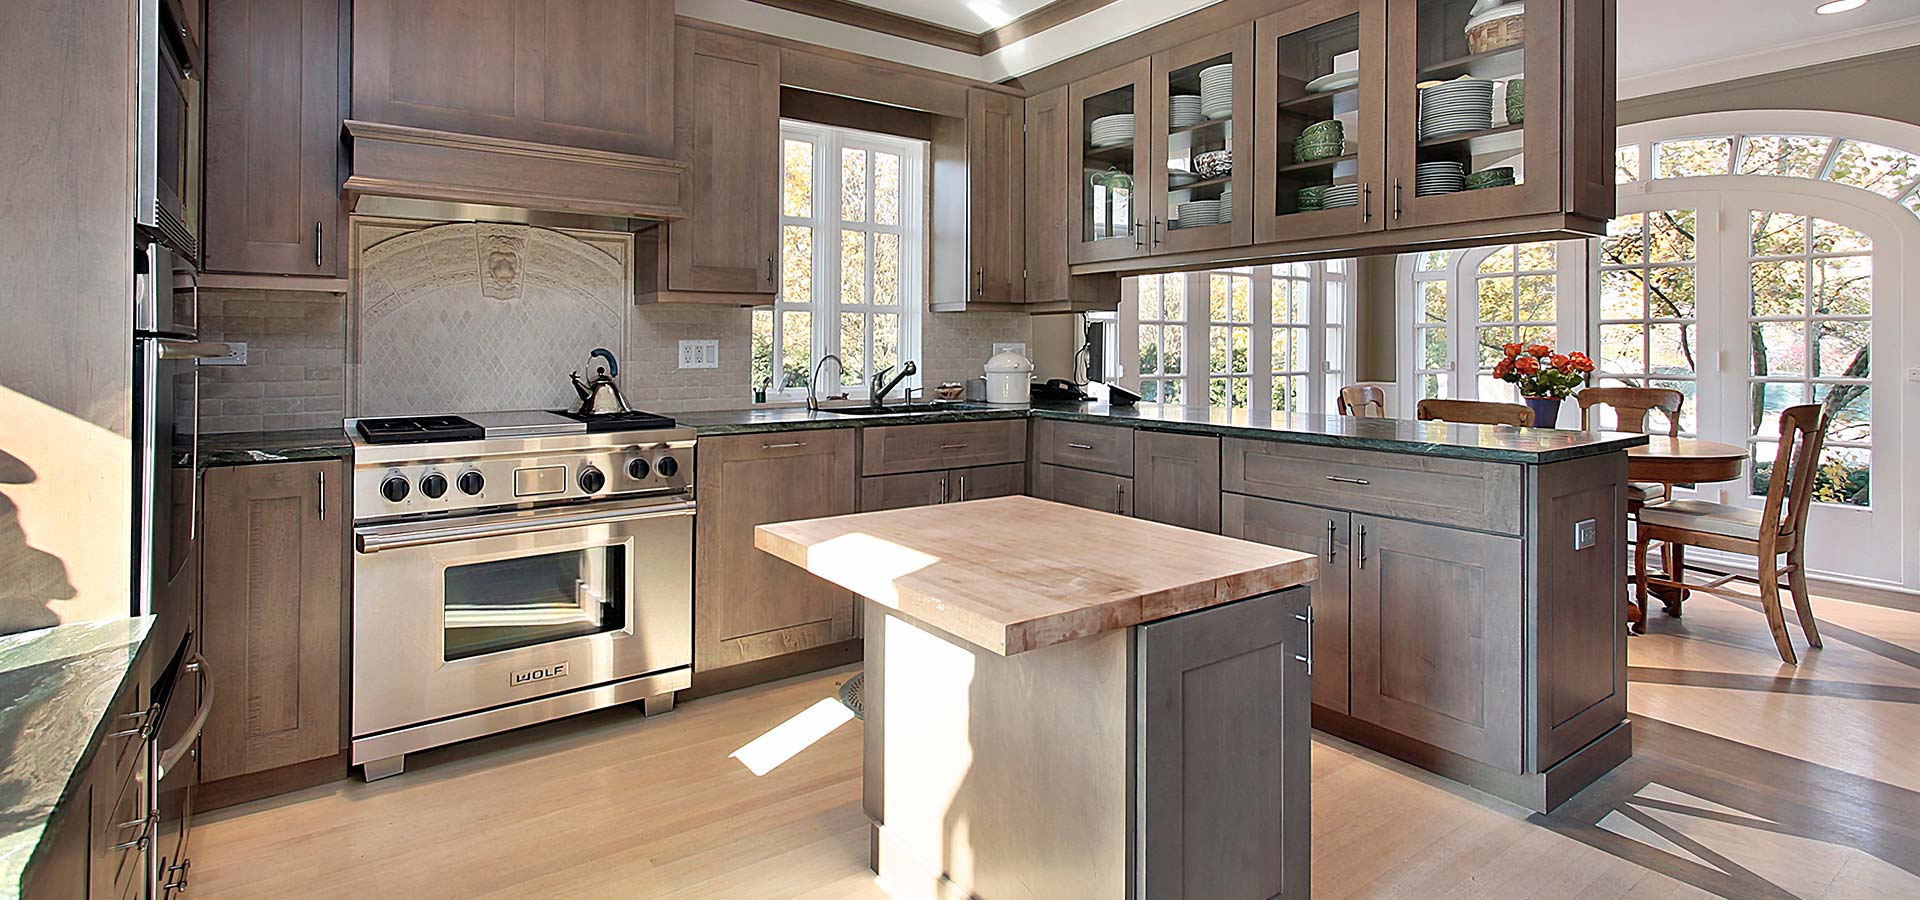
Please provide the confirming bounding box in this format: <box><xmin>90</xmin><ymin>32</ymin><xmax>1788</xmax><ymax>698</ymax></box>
<box><xmin>1746</xmin><ymin>211</ymin><xmax>1872</xmax><ymax>507</ymax></box>
<box><xmin>1136</xmin><ymin>274</ymin><xmax>1185</xmax><ymax>404</ymax></box>
<box><xmin>1410</xmin><ymin>250</ymin><xmax>1458</xmax><ymax>401</ymax></box>
<box><xmin>754</xmin><ymin>122</ymin><xmax>923</xmax><ymax>399</ymax></box>
<box><xmin>1472</xmin><ymin>243</ymin><xmax>1560</xmax><ymax>401</ymax></box>
<box><xmin>1270</xmin><ymin>264</ymin><xmax>1311</xmax><ymax>412</ymax></box>
<box><xmin>1208</xmin><ymin>271</ymin><xmax>1253</xmax><ymax>409</ymax></box>
<box><xmin>1595</xmin><ymin>210</ymin><xmax>1700</xmax><ymax>433</ymax></box>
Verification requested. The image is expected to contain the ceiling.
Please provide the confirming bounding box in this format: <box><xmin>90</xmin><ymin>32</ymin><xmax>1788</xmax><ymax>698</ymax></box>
<box><xmin>840</xmin><ymin>0</ymin><xmax>1067</xmax><ymax>33</ymax></box>
<box><xmin>1616</xmin><ymin>0</ymin><xmax>1920</xmax><ymax>92</ymax></box>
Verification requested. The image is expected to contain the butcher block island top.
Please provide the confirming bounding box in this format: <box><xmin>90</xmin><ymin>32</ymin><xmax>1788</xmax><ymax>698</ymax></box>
<box><xmin>754</xmin><ymin>495</ymin><xmax>1319</xmax><ymax>655</ymax></box>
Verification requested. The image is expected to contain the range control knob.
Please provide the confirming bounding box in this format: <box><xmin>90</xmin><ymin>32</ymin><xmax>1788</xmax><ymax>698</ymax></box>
<box><xmin>458</xmin><ymin>471</ymin><xmax>485</xmax><ymax>495</ymax></box>
<box><xmin>420</xmin><ymin>473</ymin><xmax>448</xmax><ymax>499</ymax></box>
<box><xmin>626</xmin><ymin>457</ymin><xmax>651</xmax><ymax>480</ymax></box>
<box><xmin>578</xmin><ymin>466</ymin><xmax>606</xmax><ymax>494</ymax></box>
<box><xmin>380</xmin><ymin>475</ymin><xmax>411</xmax><ymax>503</ymax></box>
<box><xmin>655</xmin><ymin>455</ymin><xmax>679</xmax><ymax>478</ymax></box>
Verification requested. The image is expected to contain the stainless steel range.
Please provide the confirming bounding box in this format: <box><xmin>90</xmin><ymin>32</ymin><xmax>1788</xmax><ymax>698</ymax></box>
<box><xmin>348</xmin><ymin>409</ymin><xmax>695</xmax><ymax>780</ymax></box>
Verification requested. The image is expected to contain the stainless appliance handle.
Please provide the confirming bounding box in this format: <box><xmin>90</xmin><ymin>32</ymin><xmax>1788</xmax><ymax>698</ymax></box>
<box><xmin>156</xmin><ymin>340</ymin><xmax>231</xmax><ymax>360</ymax></box>
<box><xmin>357</xmin><ymin>499</ymin><xmax>696</xmax><ymax>553</ymax></box>
<box><xmin>157</xmin><ymin>653</ymin><xmax>211</xmax><ymax>779</ymax></box>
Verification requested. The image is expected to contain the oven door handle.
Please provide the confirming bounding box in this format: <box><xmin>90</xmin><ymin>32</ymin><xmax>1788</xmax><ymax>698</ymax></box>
<box><xmin>355</xmin><ymin>499</ymin><xmax>696</xmax><ymax>553</ymax></box>
<box><xmin>157</xmin><ymin>653</ymin><xmax>211</xmax><ymax>780</ymax></box>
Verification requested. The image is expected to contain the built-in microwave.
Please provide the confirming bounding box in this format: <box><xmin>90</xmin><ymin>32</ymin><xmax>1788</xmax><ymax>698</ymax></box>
<box><xmin>136</xmin><ymin>0</ymin><xmax>202</xmax><ymax>260</ymax></box>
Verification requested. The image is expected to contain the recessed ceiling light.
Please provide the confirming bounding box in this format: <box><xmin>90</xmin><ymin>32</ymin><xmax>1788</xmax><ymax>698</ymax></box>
<box><xmin>1815</xmin><ymin>0</ymin><xmax>1868</xmax><ymax>14</ymax></box>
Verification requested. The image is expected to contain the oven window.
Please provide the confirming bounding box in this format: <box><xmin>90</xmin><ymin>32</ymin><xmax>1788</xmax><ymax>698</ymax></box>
<box><xmin>443</xmin><ymin>547</ymin><xmax>627</xmax><ymax>661</ymax></box>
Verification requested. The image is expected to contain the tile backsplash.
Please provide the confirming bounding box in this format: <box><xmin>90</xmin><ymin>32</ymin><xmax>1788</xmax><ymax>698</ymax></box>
<box><xmin>197</xmin><ymin>218</ymin><xmax>1034</xmax><ymax>432</ymax></box>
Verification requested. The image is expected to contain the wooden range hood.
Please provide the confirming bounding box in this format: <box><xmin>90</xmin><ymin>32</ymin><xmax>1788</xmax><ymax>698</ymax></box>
<box><xmin>343</xmin><ymin>120</ymin><xmax>689</xmax><ymax>221</ymax></box>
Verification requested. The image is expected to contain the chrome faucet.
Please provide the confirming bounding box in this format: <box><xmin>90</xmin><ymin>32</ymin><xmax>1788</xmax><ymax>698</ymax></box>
<box><xmin>807</xmin><ymin>355</ymin><xmax>848</xmax><ymax>411</ymax></box>
<box><xmin>870</xmin><ymin>361</ymin><xmax>918</xmax><ymax>408</ymax></box>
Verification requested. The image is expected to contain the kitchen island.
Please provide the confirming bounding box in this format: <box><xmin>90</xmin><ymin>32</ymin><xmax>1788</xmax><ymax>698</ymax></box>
<box><xmin>758</xmin><ymin>496</ymin><xmax>1320</xmax><ymax>900</ymax></box>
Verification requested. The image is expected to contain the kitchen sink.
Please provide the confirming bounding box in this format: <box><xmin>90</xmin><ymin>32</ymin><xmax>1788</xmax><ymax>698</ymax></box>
<box><xmin>816</xmin><ymin>403</ymin><xmax>959</xmax><ymax>416</ymax></box>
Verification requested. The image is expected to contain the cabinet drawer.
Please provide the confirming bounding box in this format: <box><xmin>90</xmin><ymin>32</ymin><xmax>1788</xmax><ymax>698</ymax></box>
<box><xmin>1222</xmin><ymin>438</ymin><xmax>1522</xmax><ymax>535</ymax></box>
<box><xmin>1030</xmin><ymin>463</ymin><xmax>1132</xmax><ymax>515</ymax></box>
<box><xmin>861</xmin><ymin>420</ymin><xmax>1026</xmax><ymax>475</ymax></box>
<box><xmin>1032</xmin><ymin>419</ymin><xmax>1133</xmax><ymax>475</ymax></box>
<box><xmin>861</xmin><ymin>470</ymin><xmax>948</xmax><ymax>511</ymax></box>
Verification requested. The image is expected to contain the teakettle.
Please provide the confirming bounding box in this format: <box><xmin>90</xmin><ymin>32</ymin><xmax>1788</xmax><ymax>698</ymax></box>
<box><xmin>570</xmin><ymin>347</ymin><xmax>632</xmax><ymax>416</ymax></box>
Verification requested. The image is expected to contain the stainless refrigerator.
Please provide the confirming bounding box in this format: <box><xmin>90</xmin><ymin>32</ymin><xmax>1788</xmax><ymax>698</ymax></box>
<box><xmin>133</xmin><ymin>239</ymin><xmax>225</xmax><ymax>898</ymax></box>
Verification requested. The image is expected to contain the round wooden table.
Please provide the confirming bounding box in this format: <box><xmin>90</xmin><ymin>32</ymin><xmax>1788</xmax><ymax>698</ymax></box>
<box><xmin>1625</xmin><ymin>437</ymin><xmax>1748</xmax><ymax>631</ymax></box>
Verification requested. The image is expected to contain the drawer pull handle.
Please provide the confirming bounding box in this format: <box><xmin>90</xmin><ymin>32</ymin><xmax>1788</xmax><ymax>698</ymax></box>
<box><xmin>1294</xmin><ymin>609</ymin><xmax>1314</xmax><ymax>674</ymax></box>
<box><xmin>761</xmin><ymin>441</ymin><xmax>806</xmax><ymax>450</ymax></box>
<box><xmin>939</xmin><ymin>443</ymin><xmax>969</xmax><ymax>450</ymax></box>
<box><xmin>1066</xmin><ymin>442</ymin><xmax>1095</xmax><ymax>450</ymax></box>
<box><xmin>1357</xmin><ymin>524</ymin><xmax>1369</xmax><ymax>569</ymax></box>
<box><xmin>1325</xmin><ymin>475</ymin><xmax>1371</xmax><ymax>486</ymax></box>
<box><xmin>1327</xmin><ymin>520</ymin><xmax>1338</xmax><ymax>560</ymax></box>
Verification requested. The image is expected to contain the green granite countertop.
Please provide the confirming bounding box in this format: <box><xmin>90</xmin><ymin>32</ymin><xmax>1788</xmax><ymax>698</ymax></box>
<box><xmin>679</xmin><ymin>401</ymin><xmax>1647</xmax><ymax>463</ymax></box>
<box><xmin>198</xmin><ymin>428</ymin><xmax>350</xmax><ymax>467</ymax></box>
<box><xmin>0</xmin><ymin>617</ymin><xmax>155</xmax><ymax>899</ymax></box>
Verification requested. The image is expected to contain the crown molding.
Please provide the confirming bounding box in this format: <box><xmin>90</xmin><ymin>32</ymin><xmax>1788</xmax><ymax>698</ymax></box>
<box><xmin>1618</xmin><ymin>16</ymin><xmax>1920</xmax><ymax>100</ymax></box>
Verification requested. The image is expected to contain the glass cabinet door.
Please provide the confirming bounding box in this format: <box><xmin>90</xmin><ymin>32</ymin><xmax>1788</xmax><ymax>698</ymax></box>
<box><xmin>1386</xmin><ymin>0</ymin><xmax>1561</xmax><ymax>228</ymax></box>
<box><xmin>1254</xmin><ymin>0</ymin><xmax>1386</xmax><ymax>243</ymax></box>
<box><xmin>1069</xmin><ymin>58</ymin><xmax>1151</xmax><ymax>264</ymax></box>
<box><xmin>1147</xmin><ymin>26</ymin><xmax>1253</xmax><ymax>254</ymax></box>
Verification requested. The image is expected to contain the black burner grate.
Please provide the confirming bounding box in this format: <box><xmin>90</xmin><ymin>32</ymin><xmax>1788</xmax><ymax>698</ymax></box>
<box><xmin>354</xmin><ymin>415</ymin><xmax>485</xmax><ymax>445</ymax></box>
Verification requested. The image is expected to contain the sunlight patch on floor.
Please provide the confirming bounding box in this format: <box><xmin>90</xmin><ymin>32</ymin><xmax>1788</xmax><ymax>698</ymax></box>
<box><xmin>730</xmin><ymin>696</ymin><xmax>856</xmax><ymax>776</ymax></box>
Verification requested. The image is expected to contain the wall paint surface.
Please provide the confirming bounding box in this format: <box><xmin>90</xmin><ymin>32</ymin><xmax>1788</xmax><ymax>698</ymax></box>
<box><xmin>1620</xmin><ymin>45</ymin><xmax>1920</xmax><ymax>128</ymax></box>
<box><xmin>0</xmin><ymin>0</ymin><xmax>135</xmax><ymax>633</ymax></box>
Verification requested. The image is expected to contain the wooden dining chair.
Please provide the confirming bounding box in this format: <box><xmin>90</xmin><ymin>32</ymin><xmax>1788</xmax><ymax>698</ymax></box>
<box><xmin>1337</xmin><ymin>385</ymin><xmax>1386</xmax><ymax>417</ymax></box>
<box><xmin>1635</xmin><ymin>403</ymin><xmax>1828</xmax><ymax>664</ymax></box>
<box><xmin>1578</xmin><ymin>386</ymin><xmax>1685</xmax><ymax>634</ymax></box>
<box><xmin>1415</xmin><ymin>398</ymin><xmax>1534</xmax><ymax>427</ymax></box>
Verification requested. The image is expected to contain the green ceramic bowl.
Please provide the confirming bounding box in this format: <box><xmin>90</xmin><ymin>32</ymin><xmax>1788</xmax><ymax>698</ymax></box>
<box><xmin>1292</xmin><ymin>139</ymin><xmax>1345</xmax><ymax>163</ymax></box>
<box><xmin>1300</xmin><ymin>119</ymin><xmax>1343</xmax><ymax>142</ymax></box>
<box><xmin>1505</xmin><ymin>78</ymin><xmax>1525</xmax><ymax>124</ymax></box>
<box><xmin>1465</xmin><ymin>166</ymin><xmax>1515</xmax><ymax>189</ymax></box>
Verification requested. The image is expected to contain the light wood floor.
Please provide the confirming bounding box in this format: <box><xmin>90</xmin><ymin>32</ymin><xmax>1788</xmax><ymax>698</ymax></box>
<box><xmin>191</xmin><ymin>584</ymin><xmax>1920</xmax><ymax>899</ymax></box>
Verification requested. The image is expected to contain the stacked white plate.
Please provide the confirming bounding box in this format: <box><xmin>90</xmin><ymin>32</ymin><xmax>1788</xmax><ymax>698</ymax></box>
<box><xmin>1090</xmin><ymin>114</ymin><xmax>1134</xmax><ymax>148</ymax></box>
<box><xmin>1417</xmin><ymin>79</ymin><xmax>1494</xmax><ymax>140</ymax></box>
<box><xmin>1415</xmin><ymin>160</ymin><xmax>1466</xmax><ymax>196</ymax></box>
<box><xmin>1176</xmin><ymin>199</ymin><xmax>1222</xmax><ymax>228</ymax></box>
<box><xmin>1169</xmin><ymin>95</ymin><xmax>1204</xmax><ymax>129</ymax></box>
<box><xmin>1199</xmin><ymin>63</ymin><xmax>1233</xmax><ymax>119</ymax></box>
<box><xmin>1322</xmin><ymin>184</ymin><xmax>1361</xmax><ymax>209</ymax></box>
<box><xmin>1220</xmin><ymin>185</ymin><xmax>1233</xmax><ymax>222</ymax></box>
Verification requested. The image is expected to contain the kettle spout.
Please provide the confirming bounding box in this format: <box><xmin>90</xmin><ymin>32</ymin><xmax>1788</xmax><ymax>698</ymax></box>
<box><xmin>569</xmin><ymin>370</ymin><xmax>592</xmax><ymax>401</ymax></box>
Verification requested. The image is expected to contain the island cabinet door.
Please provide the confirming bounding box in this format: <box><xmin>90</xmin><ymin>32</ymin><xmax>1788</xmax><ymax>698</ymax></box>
<box><xmin>1138</xmin><ymin>588</ymin><xmax>1311</xmax><ymax>900</ymax></box>
<box><xmin>861</xmin><ymin>470</ymin><xmax>948</xmax><ymax>511</ymax></box>
<box><xmin>1222</xmin><ymin>493</ymin><xmax>1350</xmax><ymax>713</ymax></box>
<box><xmin>1348</xmin><ymin>514</ymin><xmax>1524</xmax><ymax>771</ymax></box>
<box><xmin>1030</xmin><ymin>463</ymin><xmax>1132</xmax><ymax>515</ymax></box>
<box><xmin>1133</xmin><ymin>430</ymin><xmax>1221</xmax><ymax>532</ymax></box>
<box><xmin>695</xmin><ymin>431</ymin><xmax>859</xmax><ymax>671</ymax></box>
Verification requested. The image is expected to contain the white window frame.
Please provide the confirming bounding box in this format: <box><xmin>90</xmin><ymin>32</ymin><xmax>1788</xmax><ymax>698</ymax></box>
<box><xmin>1116</xmin><ymin>262</ymin><xmax>1355</xmax><ymax>414</ymax></box>
<box><xmin>762</xmin><ymin>120</ymin><xmax>926</xmax><ymax>401</ymax></box>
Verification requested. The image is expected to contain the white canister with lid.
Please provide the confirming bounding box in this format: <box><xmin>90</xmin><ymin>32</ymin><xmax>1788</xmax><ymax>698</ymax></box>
<box><xmin>983</xmin><ymin>349</ymin><xmax>1034</xmax><ymax>404</ymax></box>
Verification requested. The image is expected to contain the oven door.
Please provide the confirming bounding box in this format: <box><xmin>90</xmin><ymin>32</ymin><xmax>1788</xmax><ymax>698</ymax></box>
<box><xmin>352</xmin><ymin>498</ymin><xmax>694</xmax><ymax>738</ymax></box>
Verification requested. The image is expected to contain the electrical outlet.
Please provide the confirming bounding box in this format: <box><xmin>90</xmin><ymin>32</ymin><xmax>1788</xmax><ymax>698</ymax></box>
<box><xmin>677</xmin><ymin>340</ymin><xmax>719</xmax><ymax>369</ymax></box>
<box><xmin>992</xmin><ymin>342</ymin><xmax>1027</xmax><ymax>358</ymax></box>
<box><xmin>1907</xmin><ymin>365</ymin><xmax>1920</xmax><ymax>384</ymax></box>
<box><xmin>1573</xmin><ymin>518</ymin><xmax>1597</xmax><ymax>551</ymax></box>
<box><xmin>201</xmin><ymin>341</ymin><xmax>247</xmax><ymax>366</ymax></box>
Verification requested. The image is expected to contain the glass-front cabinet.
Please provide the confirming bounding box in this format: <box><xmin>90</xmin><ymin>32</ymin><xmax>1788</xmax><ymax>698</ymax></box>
<box><xmin>1385</xmin><ymin>0</ymin><xmax>1562</xmax><ymax>228</ymax></box>
<box><xmin>1254</xmin><ymin>0</ymin><xmax>1387</xmax><ymax>243</ymax></box>
<box><xmin>1148</xmin><ymin>28</ymin><xmax>1254</xmax><ymax>254</ymax></box>
<box><xmin>1069</xmin><ymin>59</ymin><xmax>1151</xmax><ymax>263</ymax></box>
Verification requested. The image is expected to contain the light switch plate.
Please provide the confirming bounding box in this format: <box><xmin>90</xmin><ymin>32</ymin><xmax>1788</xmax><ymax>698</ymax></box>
<box><xmin>1907</xmin><ymin>365</ymin><xmax>1920</xmax><ymax>383</ymax></box>
<box><xmin>1573</xmin><ymin>518</ymin><xmax>1597</xmax><ymax>551</ymax></box>
<box><xmin>678</xmin><ymin>340</ymin><xmax>719</xmax><ymax>369</ymax></box>
<box><xmin>201</xmin><ymin>341</ymin><xmax>247</xmax><ymax>366</ymax></box>
<box><xmin>992</xmin><ymin>342</ymin><xmax>1027</xmax><ymax>358</ymax></box>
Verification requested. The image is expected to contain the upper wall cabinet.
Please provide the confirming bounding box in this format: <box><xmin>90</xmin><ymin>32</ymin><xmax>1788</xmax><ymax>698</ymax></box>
<box><xmin>1147</xmin><ymin>27</ymin><xmax>1255</xmax><ymax>254</ymax></box>
<box><xmin>352</xmin><ymin>0</ymin><xmax>674</xmax><ymax>157</ymax></box>
<box><xmin>1017</xmin><ymin>86</ymin><xmax>1124</xmax><ymax>312</ymax></box>
<box><xmin>639</xmin><ymin>27</ymin><xmax>781</xmax><ymax>303</ymax></box>
<box><xmin>204</xmin><ymin>0</ymin><xmax>345</xmax><ymax>277</ymax></box>
<box><xmin>932</xmin><ymin>88</ymin><xmax>1026</xmax><ymax>310</ymax></box>
<box><xmin>1253</xmin><ymin>0</ymin><xmax>1388</xmax><ymax>244</ymax></box>
<box><xmin>1068</xmin><ymin>58</ymin><xmax>1151</xmax><ymax>265</ymax></box>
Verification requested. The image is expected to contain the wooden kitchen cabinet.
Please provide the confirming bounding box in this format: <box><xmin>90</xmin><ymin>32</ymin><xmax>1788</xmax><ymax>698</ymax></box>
<box><xmin>203</xmin><ymin>0</ymin><xmax>345</xmax><ymax>276</ymax></box>
<box><xmin>1067</xmin><ymin>58</ymin><xmax>1151</xmax><ymax>265</ymax></box>
<box><xmin>861</xmin><ymin>420</ymin><xmax>1026</xmax><ymax>476</ymax></box>
<box><xmin>1348</xmin><ymin>513</ymin><xmax>1523</xmax><ymax>771</ymax></box>
<box><xmin>1132</xmin><ymin>430</ymin><xmax>1220</xmax><ymax>532</ymax></box>
<box><xmin>351</xmin><ymin>0</ymin><xmax>674</xmax><ymax>158</ymax></box>
<box><xmin>1223</xmin><ymin>493</ymin><xmax>1351</xmax><ymax>712</ymax></box>
<box><xmin>1030</xmin><ymin>463</ymin><xmax>1132</xmax><ymax>516</ymax></box>
<box><xmin>1145</xmin><ymin>26</ymin><xmax>1255</xmax><ymax>254</ymax></box>
<box><xmin>200</xmin><ymin>459</ymin><xmax>347</xmax><ymax>787</ymax></box>
<box><xmin>1253</xmin><ymin>0</ymin><xmax>1388</xmax><ymax>243</ymax></box>
<box><xmin>932</xmin><ymin>89</ymin><xmax>1025</xmax><ymax>309</ymax></box>
<box><xmin>1021</xmin><ymin>86</ymin><xmax>1124</xmax><ymax>312</ymax></box>
<box><xmin>695</xmin><ymin>430</ymin><xmax>860</xmax><ymax>672</ymax></box>
<box><xmin>861</xmin><ymin>463</ymin><xmax>1025</xmax><ymax>512</ymax></box>
<box><xmin>639</xmin><ymin>26</ymin><xmax>781</xmax><ymax>303</ymax></box>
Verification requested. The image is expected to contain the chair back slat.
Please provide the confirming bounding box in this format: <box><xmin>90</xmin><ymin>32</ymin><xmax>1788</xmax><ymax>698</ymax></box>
<box><xmin>1416</xmin><ymin>398</ymin><xmax>1534</xmax><ymax>427</ymax></box>
<box><xmin>1577</xmin><ymin>386</ymin><xmax>1683</xmax><ymax>436</ymax></box>
<box><xmin>1765</xmin><ymin>403</ymin><xmax>1829</xmax><ymax>543</ymax></box>
<box><xmin>1337</xmin><ymin>385</ymin><xmax>1386</xmax><ymax>418</ymax></box>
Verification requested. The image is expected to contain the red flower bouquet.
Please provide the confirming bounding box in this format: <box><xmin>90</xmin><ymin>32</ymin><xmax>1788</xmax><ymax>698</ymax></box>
<box><xmin>1492</xmin><ymin>343</ymin><xmax>1594</xmax><ymax>400</ymax></box>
